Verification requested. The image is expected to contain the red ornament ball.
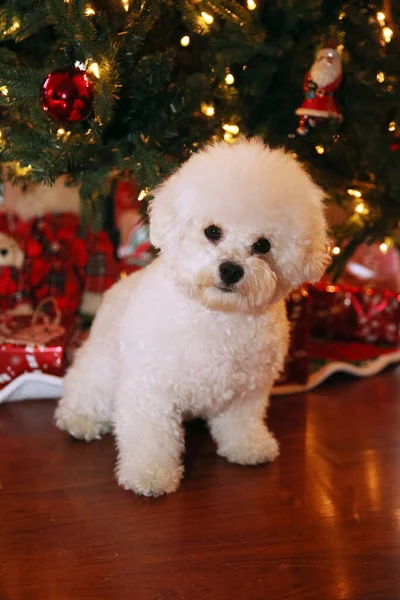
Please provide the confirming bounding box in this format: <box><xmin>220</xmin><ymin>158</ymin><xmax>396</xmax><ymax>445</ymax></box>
<box><xmin>40</xmin><ymin>67</ymin><xmax>94</xmax><ymax>122</ymax></box>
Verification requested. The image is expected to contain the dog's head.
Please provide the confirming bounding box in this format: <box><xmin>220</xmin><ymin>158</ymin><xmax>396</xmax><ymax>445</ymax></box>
<box><xmin>149</xmin><ymin>138</ymin><xmax>329</xmax><ymax>313</ymax></box>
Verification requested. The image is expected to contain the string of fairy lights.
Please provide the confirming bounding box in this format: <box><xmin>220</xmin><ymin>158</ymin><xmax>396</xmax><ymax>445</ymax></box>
<box><xmin>0</xmin><ymin>0</ymin><xmax>258</xmax><ymax>203</ymax></box>
<box><xmin>331</xmin><ymin>186</ymin><xmax>393</xmax><ymax>258</ymax></box>
<box><xmin>178</xmin><ymin>2</ymin><xmax>257</xmax><ymax>145</ymax></box>
<box><xmin>84</xmin><ymin>0</ymin><xmax>257</xmax><ymax>152</ymax></box>
<box><xmin>324</xmin><ymin>5</ymin><xmax>396</xmax><ymax>259</ymax></box>
<box><xmin>313</xmin><ymin>6</ymin><xmax>395</xmax><ymax>161</ymax></box>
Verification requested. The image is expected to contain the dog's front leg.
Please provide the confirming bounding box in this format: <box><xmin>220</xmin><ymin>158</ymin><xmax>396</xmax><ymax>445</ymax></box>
<box><xmin>114</xmin><ymin>392</ymin><xmax>185</xmax><ymax>497</ymax></box>
<box><xmin>209</xmin><ymin>390</ymin><xmax>279</xmax><ymax>466</ymax></box>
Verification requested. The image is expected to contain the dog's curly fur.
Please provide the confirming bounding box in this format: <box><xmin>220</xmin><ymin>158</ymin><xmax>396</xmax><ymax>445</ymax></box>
<box><xmin>55</xmin><ymin>139</ymin><xmax>329</xmax><ymax>497</ymax></box>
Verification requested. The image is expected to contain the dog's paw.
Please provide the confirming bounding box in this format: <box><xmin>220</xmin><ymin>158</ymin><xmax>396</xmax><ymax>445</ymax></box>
<box><xmin>218</xmin><ymin>430</ymin><xmax>279</xmax><ymax>466</ymax></box>
<box><xmin>116</xmin><ymin>464</ymin><xmax>184</xmax><ymax>497</ymax></box>
<box><xmin>55</xmin><ymin>405</ymin><xmax>110</xmax><ymax>442</ymax></box>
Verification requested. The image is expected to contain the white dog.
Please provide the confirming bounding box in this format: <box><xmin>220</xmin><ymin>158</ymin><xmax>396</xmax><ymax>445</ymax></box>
<box><xmin>55</xmin><ymin>139</ymin><xmax>329</xmax><ymax>496</ymax></box>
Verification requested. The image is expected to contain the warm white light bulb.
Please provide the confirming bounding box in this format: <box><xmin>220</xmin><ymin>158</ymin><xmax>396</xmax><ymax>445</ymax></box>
<box><xmin>201</xmin><ymin>12</ymin><xmax>214</xmax><ymax>25</ymax></box>
<box><xmin>57</xmin><ymin>128</ymin><xmax>66</xmax><ymax>137</ymax></box>
<box><xmin>3</xmin><ymin>20</ymin><xmax>20</xmax><ymax>35</ymax></box>
<box><xmin>247</xmin><ymin>0</ymin><xmax>257</xmax><ymax>9</ymax></box>
<box><xmin>355</xmin><ymin>202</ymin><xmax>367</xmax><ymax>214</ymax></box>
<box><xmin>376</xmin><ymin>71</ymin><xmax>385</xmax><ymax>83</ymax></box>
<box><xmin>225</xmin><ymin>73</ymin><xmax>235</xmax><ymax>85</ymax></box>
<box><xmin>0</xmin><ymin>86</ymin><xmax>9</xmax><ymax>96</ymax></box>
<box><xmin>121</xmin><ymin>0</ymin><xmax>129</xmax><ymax>11</ymax></box>
<box><xmin>380</xmin><ymin>242</ymin><xmax>388</xmax><ymax>253</ymax></box>
<box><xmin>315</xmin><ymin>145</ymin><xmax>325</xmax><ymax>155</ymax></box>
<box><xmin>332</xmin><ymin>246</ymin><xmax>341</xmax><ymax>255</ymax></box>
<box><xmin>87</xmin><ymin>62</ymin><xmax>100</xmax><ymax>78</ymax></box>
<box><xmin>180</xmin><ymin>35</ymin><xmax>190</xmax><ymax>47</ymax></box>
<box><xmin>138</xmin><ymin>188</ymin><xmax>150</xmax><ymax>201</ymax></box>
<box><xmin>347</xmin><ymin>189</ymin><xmax>362</xmax><ymax>198</ymax></box>
<box><xmin>85</xmin><ymin>6</ymin><xmax>95</xmax><ymax>15</ymax></box>
<box><xmin>201</xmin><ymin>102</ymin><xmax>215</xmax><ymax>117</ymax></box>
<box><xmin>223</xmin><ymin>124</ymin><xmax>240</xmax><ymax>135</ymax></box>
<box><xmin>383</xmin><ymin>27</ymin><xmax>393</xmax><ymax>43</ymax></box>
<box><xmin>224</xmin><ymin>132</ymin><xmax>234</xmax><ymax>143</ymax></box>
<box><xmin>376</xmin><ymin>11</ymin><xmax>386</xmax><ymax>24</ymax></box>
<box><xmin>389</xmin><ymin>122</ymin><xmax>396</xmax><ymax>132</ymax></box>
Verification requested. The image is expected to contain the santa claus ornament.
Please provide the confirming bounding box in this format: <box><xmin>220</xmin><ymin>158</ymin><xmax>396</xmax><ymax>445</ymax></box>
<box><xmin>296</xmin><ymin>43</ymin><xmax>343</xmax><ymax>135</ymax></box>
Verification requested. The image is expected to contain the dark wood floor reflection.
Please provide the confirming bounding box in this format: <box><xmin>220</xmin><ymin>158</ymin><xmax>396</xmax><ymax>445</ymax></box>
<box><xmin>2</xmin><ymin>368</ymin><xmax>400</xmax><ymax>600</ymax></box>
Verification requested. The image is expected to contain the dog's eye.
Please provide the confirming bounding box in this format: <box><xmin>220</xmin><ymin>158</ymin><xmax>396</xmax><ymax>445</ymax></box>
<box><xmin>0</xmin><ymin>248</ymin><xmax>8</xmax><ymax>256</ymax></box>
<box><xmin>252</xmin><ymin>237</ymin><xmax>271</xmax><ymax>255</ymax></box>
<box><xmin>204</xmin><ymin>225</ymin><xmax>222</xmax><ymax>242</ymax></box>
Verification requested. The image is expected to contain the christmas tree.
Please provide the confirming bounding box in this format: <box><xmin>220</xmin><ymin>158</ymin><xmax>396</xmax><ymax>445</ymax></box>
<box><xmin>0</xmin><ymin>1</ymin><xmax>261</xmax><ymax>221</ymax></box>
<box><xmin>0</xmin><ymin>0</ymin><xmax>399</xmax><ymax>274</ymax></box>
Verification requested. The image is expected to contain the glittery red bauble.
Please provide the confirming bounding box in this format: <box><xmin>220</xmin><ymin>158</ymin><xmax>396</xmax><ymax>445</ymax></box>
<box><xmin>40</xmin><ymin>67</ymin><xmax>94</xmax><ymax>122</ymax></box>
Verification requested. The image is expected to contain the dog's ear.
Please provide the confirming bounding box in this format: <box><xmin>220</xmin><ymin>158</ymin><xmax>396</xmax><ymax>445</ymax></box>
<box><xmin>301</xmin><ymin>191</ymin><xmax>330</xmax><ymax>283</ymax></box>
<box><xmin>148</xmin><ymin>181</ymin><xmax>177</xmax><ymax>251</ymax></box>
<box><xmin>302</xmin><ymin>230</ymin><xmax>331</xmax><ymax>283</ymax></box>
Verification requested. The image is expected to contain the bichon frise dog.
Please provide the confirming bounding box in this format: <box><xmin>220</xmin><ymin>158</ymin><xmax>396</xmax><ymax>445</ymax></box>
<box><xmin>55</xmin><ymin>139</ymin><xmax>329</xmax><ymax>496</ymax></box>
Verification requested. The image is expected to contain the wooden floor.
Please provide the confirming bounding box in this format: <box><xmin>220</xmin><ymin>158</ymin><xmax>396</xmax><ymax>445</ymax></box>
<box><xmin>1</xmin><ymin>369</ymin><xmax>400</xmax><ymax>600</ymax></box>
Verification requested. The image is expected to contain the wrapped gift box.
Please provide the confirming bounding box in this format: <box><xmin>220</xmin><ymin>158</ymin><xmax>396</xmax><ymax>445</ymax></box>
<box><xmin>274</xmin><ymin>282</ymin><xmax>400</xmax><ymax>392</ymax></box>
<box><xmin>341</xmin><ymin>243</ymin><xmax>400</xmax><ymax>293</ymax></box>
<box><xmin>0</xmin><ymin>306</ymin><xmax>76</xmax><ymax>396</ymax></box>
<box><xmin>308</xmin><ymin>282</ymin><xmax>400</xmax><ymax>346</ymax></box>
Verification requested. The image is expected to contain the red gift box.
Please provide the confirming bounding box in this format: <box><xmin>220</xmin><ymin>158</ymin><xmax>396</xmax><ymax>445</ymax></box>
<box><xmin>275</xmin><ymin>287</ymin><xmax>311</xmax><ymax>386</ymax></box>
<box><xmin>308</xmin><ymin>282</ymin><xmax>400</xmax><ymax>346</ymax></box>
<box><xmin>0</xmin><ymin>299</ymin><xmax>75</xmax><ymax>392</ymax></box>
<box><xmin>341</xmin><ymin>243</ymin><xmax>400</xmax><ymax>293</ymax></box>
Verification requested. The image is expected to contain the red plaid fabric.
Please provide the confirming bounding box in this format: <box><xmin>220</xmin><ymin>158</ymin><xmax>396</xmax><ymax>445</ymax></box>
<box><xmin>85</xmin><ymin>231</ymin><xmax>120</xmax><ymax>294</ymax></box>
<box><xmin>25</xmin><ymin>214</ymin><xmax>88</xmax><ymax>315</ymax></box>
<box><xmin>0</xmin><ymin>266</ymin><xmax>26</xmax><ymax>310</ymax></box>
<box><xmin>1</xmin><ymin>211</ymin><xmax>126</xmax><ymax>314</ymax></box>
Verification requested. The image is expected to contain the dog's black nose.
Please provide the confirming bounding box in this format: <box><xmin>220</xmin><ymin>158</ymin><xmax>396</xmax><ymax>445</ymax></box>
<box><xmin>219</xmin><ymin>261</ymin><xmax>244</xmax><ymax>285</ymax></box>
